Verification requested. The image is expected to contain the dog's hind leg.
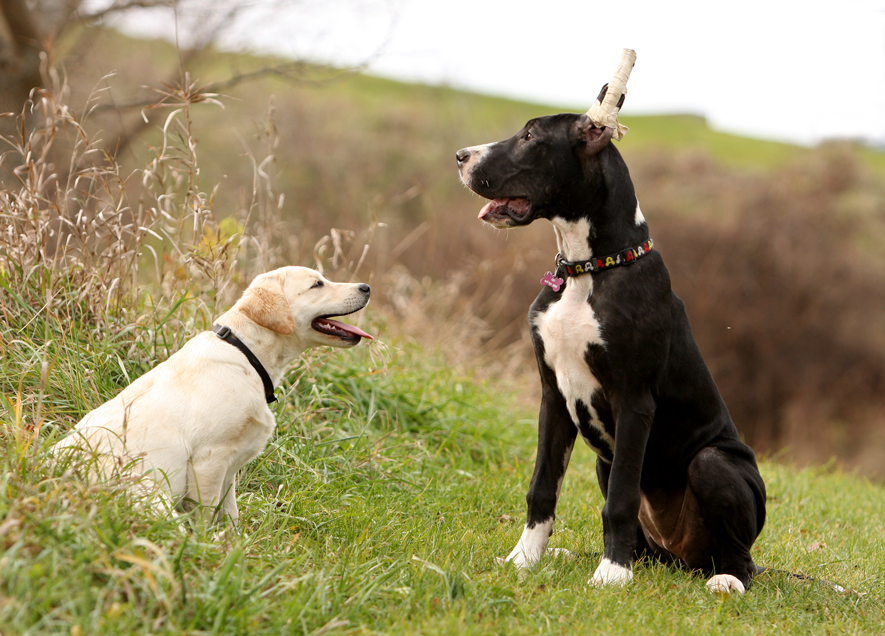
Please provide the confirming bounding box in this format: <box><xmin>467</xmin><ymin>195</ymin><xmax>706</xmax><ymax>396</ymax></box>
<box><xmin>686</xmin><ymin>445</ymin><xmax>766</xmax><ymax>593</ymax></box>
<box><xmin>503</xmin><ymin>393</ymin><xmax>577</xmax><ymax>568</ymax></box>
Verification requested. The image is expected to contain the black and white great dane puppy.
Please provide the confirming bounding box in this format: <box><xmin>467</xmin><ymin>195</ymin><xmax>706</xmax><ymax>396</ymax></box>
<box><xmin>456</xmin><ymin>113</ymin><xmax>767</xmax><ymax>594</ymax></box>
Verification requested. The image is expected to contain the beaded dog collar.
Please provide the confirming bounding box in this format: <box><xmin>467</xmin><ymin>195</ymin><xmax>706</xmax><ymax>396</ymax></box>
<box><xmin>540</xmin><ymin>238</ymin><xmax>654</xmax><ymax>291</ymax></box>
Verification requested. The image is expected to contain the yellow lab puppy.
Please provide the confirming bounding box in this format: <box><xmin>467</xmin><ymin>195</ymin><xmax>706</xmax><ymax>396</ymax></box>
<box><xmin>53</xmin><ymin>266</ymin><xmax>372</xmax><ymax>523</ymax></box>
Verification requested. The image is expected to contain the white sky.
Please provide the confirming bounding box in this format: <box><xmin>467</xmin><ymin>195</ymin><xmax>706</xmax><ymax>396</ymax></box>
<box><xmin>117</xmin><ymin>0</ymin><xmax>885</xmax><ymax>146</ymax></box>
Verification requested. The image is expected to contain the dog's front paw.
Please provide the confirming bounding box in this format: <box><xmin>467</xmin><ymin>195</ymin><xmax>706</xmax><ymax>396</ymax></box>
<box><xmin>497</xmin><ymin>543</ymin><xmax>542</xmax><ymax>569</ymax></box>
<box><xmin>496</xmin><ymin>547</ymin><xmax>573</xmax><ymax>568</ymax></box>
<box><xmin>497</xmin><ymin>520</ymin><xmax>555</xmax><ymax>569</ymax></box>
<box><xmin>546</xmin><ymin>548</ymin><xmax>575</xmax><ymax>561</ymax></box>
<box><xmin>705</xmin><ymin>574</ymin><xmax>746</xmax><ymax>595</ymax></box>
<box><xmin>589</xmin><ymin>558</ymin><xmax>633</xmax><ymax>587</ymax></box>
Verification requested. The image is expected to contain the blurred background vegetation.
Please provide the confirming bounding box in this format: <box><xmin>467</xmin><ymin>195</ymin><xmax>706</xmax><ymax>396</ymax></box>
<box><xmin>1</xmin><ymin>0</ymin><xmax>884</xmax><ymax>478</ymax></box>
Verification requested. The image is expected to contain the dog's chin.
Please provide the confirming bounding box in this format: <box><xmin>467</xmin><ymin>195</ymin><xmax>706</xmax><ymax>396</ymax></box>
<box><xmin>310</xmin><ymin>316</ymin><xmax>372</xmax><ymax>347</ymax></box>
<box><xmin>477</xmin><ymin>197</ymin><xmax>533</xmax><ymax>228</ymax></box>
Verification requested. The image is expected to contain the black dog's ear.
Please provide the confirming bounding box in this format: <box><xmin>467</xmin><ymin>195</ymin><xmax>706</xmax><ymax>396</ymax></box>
<box><xmin>575</xmin><ymin>114</ymin><xmax>614</xmax><ymax>155</ymax></box>
<box><xmin>595</xmin><ymin>83</ymin><xmax>626</xmax><ymax>110</ymax></box>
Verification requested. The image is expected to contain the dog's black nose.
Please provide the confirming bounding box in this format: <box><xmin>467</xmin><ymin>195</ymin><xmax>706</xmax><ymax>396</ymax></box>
<box><xmin>358</xmin><ymin>283</ymin><xmax>370</xmax><ymax>295</ymax></box>
<box><xmin>456</xmin><ymin>148</ymin><xmax>470</xmax><ymax>164</ymax></box>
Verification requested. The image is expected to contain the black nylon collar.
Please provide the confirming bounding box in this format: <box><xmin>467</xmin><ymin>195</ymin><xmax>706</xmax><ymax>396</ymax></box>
<box><xmin>557</xmin><ymin>238</ymin><xmax>654</xmax><ymax>277</ymax></box>
<box><xmin>212</xmin><ymin>324</ymin><xmax>277</xmax><ymax>404</ymax></box>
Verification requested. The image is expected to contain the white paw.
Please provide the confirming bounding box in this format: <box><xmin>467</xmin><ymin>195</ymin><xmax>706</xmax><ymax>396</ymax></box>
<box><xmin>496</xmin><ymin>547</ymin><xmax>574</xmax><ymax>567</ymax></box>
<box><xmin>589</xmin><ymin>558</ymin><xmax>633</xmax><ymax>587</ymax></box>
<box><xmin>547</xmin><ymin>548</ymin><xmax>575</xmax><ymax>561</ymax></box>
<box><xmin>497</xmin><ymin>520</ymin><xmax>554</xmax><ymax>569</ymax></box>
<box><xmin>706</xmin><ymin>574</ymin><xmax>746</xmax><ymax>595</ymax></box>
<box><xmin>499</xmin><ymin>542</ymin><xmax>542</xmax><ymax>569</ymax></box>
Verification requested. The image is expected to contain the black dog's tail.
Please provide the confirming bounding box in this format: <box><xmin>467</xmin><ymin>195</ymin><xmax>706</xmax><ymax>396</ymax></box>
<box><xmin>756</xmin><ymin>565</ymin><xmax>850</xmax><ymax>594</ymax></box>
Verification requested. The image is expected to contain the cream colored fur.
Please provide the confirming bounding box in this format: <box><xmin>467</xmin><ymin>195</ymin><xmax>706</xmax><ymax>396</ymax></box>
<box><xmin>52</xmin><ymin>266</ymin><xmax>370</xmax><ymax>524</ymax></box>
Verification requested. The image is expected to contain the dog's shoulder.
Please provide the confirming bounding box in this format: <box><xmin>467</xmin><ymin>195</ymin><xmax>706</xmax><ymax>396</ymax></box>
<box><xmin>591</xmin><ymin>254</ymin><xmax>674</xmax><ymax>321</ymax></box>
<box><xmin>162</xmin><ymin>331</ymin><xmax>265</xmax><ymax>393</ymax></box>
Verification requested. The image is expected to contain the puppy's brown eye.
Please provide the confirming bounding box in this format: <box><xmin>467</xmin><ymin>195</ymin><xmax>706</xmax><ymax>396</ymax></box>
<box><xmin>311</xmin><ymin>280</ymin><xmax>324</xmax><ymax>289</ymax></box>
<box><xmin>525</xmin><ymin>131</ymin><xmax>533</xmax><ymax>141</ymax></box>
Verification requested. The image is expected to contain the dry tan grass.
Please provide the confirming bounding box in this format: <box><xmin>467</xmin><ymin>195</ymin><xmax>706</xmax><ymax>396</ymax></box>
<box><xmin>0</xmin><ymin>63</ymin><xmax>242</xmax><ymax>334</ymax></box>
<box><xmin>3</xmin><ymin>53</ymin><xmax>885</xmax><ymax>477</ymax></box>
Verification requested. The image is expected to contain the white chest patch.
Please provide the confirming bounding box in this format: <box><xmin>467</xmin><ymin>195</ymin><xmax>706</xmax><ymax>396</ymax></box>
<box><xmin>532</xmin><ymin>275</ymin><xmax>614</xmax><ymax>454</ymax></box>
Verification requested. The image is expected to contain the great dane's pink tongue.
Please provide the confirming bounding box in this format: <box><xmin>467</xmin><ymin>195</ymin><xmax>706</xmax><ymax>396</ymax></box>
<box><xmin>314</xmin><ymin>318</ymin><xmax>373</xmax><ymax>340</ymax></box>
<box><xmin>479</xmin><ymin>199</ymin><xmax>503</xmax><ymax>219</ymax></box>
<box><xmin>478</xmin><ymin>198</ymin><xmax>529</xmax><ymax>220</ymax></box>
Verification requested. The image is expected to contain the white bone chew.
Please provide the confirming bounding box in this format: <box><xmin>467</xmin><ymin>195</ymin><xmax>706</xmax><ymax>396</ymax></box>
<box><xmin>586</xmin><ymin>48</ymin><xmax>636</xmax><ymax>141</ymax></box>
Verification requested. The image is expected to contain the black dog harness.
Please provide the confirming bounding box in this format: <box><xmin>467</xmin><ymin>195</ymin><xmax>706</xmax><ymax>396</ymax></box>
<box><xmin>212</xmin><ymin>324</ymin><xmax>277</xmax><ymax>404</ymax></box>
<box><xmin>541</xmin><ymin>239</ymin><xmax>654</xmax><ymax>292</ymax></box>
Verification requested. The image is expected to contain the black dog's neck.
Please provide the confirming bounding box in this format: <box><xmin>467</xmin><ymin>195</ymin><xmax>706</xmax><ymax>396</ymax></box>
<box><xmin>551</xmin><ymin>217</ymin><xmax>648</xmax><ymax>265</ymax></box>
<box><xmin>588</xmin><ymin>203</ymin><xmax>650</xmax><ymax>258</ymax></box>
<box><xmin>550</xmin><ymin>148</ymin><xmax>649</xmax><ymax>262</ymax></box>
<box><xmin>551</xmin><ymin>219</ymin><xmax>593</xmax><ymax>262</ymax></box>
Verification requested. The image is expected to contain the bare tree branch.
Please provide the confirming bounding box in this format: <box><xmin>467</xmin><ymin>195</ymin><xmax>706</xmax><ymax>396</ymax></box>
<box><xmin>0</xmin><ymin>0</ymin><xmax>394</xmax><ymax>171</ymax></box>
<box><xmin>0</xmin><ymin>0</ymin><xmax>41</xmax><ymax>52</ymax></box>
<box><xmin>77</xmin><ymin>0</ymin><xmax>172</xmax><ymax>22</ymax></box>
<box><xmin>0</xmin><ymin>0</ymin><xmax>44</xmax><ymax>103</ymax></box>
<box><xmin>94</xmin><ymin>59</ymin><xmax>366</xmax><ymax>117</ymax></box>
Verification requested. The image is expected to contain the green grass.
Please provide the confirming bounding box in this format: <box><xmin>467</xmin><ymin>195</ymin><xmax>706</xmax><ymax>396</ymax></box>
<box><xmin>2</xmin><ymin>294</ymin><xmax>884</xmax><ymax>636</ymax></box>
<box><xmin>2</xmin><ymin>32</ymin><xmax>884</xmax><ymax>634</ymax></box>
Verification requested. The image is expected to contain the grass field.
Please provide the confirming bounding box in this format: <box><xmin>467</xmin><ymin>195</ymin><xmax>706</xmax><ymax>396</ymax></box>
<box><xmin>1</xmin><ymin>31</ymin><xmax>884</xmax><ymax>635</ymax></box>
<box><xmin>1</xmin><ymin>299</ymin><xmax>884</xmax><ymax>635</ymax></box>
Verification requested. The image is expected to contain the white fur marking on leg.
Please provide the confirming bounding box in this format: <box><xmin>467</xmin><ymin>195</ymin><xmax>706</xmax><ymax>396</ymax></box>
<box><xmin>706</xmin><ymin>574</ymin><xmax>746</xmax><ymax>595</ymax></box>
<box><xmin>499</xmin><ymin>519</ymin><xmax>554</xmax><ymax>569</ymax></box>
<box><xmin>589</xmin><ymin>558</ymin><xmax>633</xmax><ymax>587</ymax></box>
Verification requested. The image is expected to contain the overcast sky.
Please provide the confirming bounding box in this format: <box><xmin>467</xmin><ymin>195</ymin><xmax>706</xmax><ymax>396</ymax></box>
<box><xmin>118</xmin><ymin>0</ymin><xmax>885</xmax><ymax>146</ymax></box>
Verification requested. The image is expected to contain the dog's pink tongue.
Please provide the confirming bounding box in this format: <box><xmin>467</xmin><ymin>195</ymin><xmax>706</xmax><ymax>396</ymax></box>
<box><xmin>316</xmin><ymin>318</ymin><xmax>374</xmax><ymax>339</ymax></box>
<box><xmin>479</xmin><ymin>198</ymin><xmax>509</xmax><ymax>220</ymax></box>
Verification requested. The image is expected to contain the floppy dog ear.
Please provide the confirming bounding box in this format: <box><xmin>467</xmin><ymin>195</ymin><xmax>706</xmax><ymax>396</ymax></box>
<box><xmin>237</xmin><ymin>274</ymin><xmax>295</xmax><ymax>335</ymax></box>
<box><xmin>576</xmin><ymin>115</ymin><xmax>615</xmax><ymax>155</ymax></box>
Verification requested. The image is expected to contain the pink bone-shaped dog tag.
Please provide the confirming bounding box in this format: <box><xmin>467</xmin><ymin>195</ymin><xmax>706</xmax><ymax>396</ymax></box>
<box><xmin>540</xmin><ymin>272</ymin><xmax>564</xmax><ymax>292</ymax></box>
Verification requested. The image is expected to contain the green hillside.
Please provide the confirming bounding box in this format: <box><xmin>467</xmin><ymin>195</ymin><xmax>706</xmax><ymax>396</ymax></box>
<box><xmin>6</xmin><ymin>27</ymin><xmax>885</xmax><ymax>472</ymax></box>
<box><xmin>60</xmin><ymin>29</ymin><xmax>884</xmax><ymax>186</ymax></box>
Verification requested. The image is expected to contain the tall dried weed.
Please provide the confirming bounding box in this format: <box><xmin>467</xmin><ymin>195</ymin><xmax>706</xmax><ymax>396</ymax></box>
<box><xmin>640</xmin><ymin>149</ymin><xmax>885</xmax><ymax>473</ymax></box>
<box><xmin>3</xmin><ymin>55</ymin><xmax>884</xmax><ymax>476</ymax></box>
<box><xmin>0</xmin><ymin>65</ymin><xmax>230</xmax><ymax>334</ymax></box>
